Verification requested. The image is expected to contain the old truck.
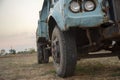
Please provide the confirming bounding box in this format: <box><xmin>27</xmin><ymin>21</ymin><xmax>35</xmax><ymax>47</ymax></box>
<box><xmin>36</xmin><ymin>0</ymin><xmax>120</xmax><ymax>77</ymax></box>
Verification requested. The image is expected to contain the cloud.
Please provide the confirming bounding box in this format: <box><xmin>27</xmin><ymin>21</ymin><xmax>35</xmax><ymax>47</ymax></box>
<box><xmin>0</xmin><ymin>31</ymin><xmax>36</xmax><ymax>51</ymax></box>
<box><xmin>0</xmin><ymin>0</ymin><xmax>43</xmax><ymax>51</ymax></box>
<box><xmin>0</xmin><ymin>0</ymin><xmax>3</xmax><ymax>2</ymax></box>
<box><xmin>0</xmin><ymin>0</ymin><xmax>3</xmax><ymax>6</ymax></box>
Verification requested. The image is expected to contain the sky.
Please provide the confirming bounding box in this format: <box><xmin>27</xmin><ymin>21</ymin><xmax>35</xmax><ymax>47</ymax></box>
<box><xmin>0</xmin><ymin>0</ymin><xmax>43</xmax><ymax>52</ymax></box>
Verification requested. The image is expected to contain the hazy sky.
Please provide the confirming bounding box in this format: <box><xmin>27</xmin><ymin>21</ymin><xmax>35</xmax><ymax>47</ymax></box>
<box><xmin>0</xmin><ymin>0</ymin><xmax>43</xmax><ymax>52</ymax></box>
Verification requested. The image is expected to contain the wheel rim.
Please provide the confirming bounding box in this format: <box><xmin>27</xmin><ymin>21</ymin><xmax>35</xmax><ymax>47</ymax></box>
<box><xmin>52</xmin><ymin>37</ymin><xmax>60</xmax><ymax>66</ymax></box>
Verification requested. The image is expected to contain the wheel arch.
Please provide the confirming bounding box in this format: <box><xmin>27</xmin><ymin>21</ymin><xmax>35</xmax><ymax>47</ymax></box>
<box><xmin>48</xmin><ymin>16</ymin><xmax>57</xmax><ymax>40</ymax></box>
<box><xmin>48</xmin><ymin>13</ymin><xmax>65</xmax><ymax>40</ymax></box>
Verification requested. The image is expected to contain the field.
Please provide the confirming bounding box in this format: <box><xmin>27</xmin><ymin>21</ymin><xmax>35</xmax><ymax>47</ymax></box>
<box><xmin>0</xmin><ymin>53</ymin><xmax>120</xmax><ymax>80</ymax></box>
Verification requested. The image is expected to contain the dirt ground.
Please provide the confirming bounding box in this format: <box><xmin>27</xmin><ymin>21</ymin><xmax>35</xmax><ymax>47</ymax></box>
<box><xmin>0</xmin><ymin>53</ymin><xmax>120</xmax><ymax>80</ymax></box>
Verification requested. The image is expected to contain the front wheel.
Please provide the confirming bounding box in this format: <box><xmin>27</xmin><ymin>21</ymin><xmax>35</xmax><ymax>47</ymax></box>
<box><xmin>51</xmin><ymin>26</ymin><xmax>77</xmax><ymax>77</ymax></box>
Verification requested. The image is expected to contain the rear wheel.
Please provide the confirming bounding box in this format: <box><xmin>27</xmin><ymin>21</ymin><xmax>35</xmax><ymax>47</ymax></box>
<box><xmin>37</xmin><ymin>43</ymin><xmax>49</xmax><ymax>64</ymax></box>
<box><xmin>43</xmin><ymin>48</ymin><xmax>49</xmax><ymax>63</ymax></box>
<box><xmin>51</xmin><ymin>26</ymin><xmax>77</xmax><ymax>77</ymax></box>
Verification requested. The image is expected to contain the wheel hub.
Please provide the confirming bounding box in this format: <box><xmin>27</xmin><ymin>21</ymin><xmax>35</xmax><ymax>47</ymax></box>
<box><xmin>52</xmin><ymin>37</ymin><xmax>60</xmax><ymax>64</ymax></box>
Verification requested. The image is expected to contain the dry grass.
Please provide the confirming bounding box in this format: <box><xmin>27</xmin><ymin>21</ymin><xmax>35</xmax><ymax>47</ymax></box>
<box><xmin>0</xmin><ymin>53</ymin><xmax>120</xmax><ymax>80</ymax></box>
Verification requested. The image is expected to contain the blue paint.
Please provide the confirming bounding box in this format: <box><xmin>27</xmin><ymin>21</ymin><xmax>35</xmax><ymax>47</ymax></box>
<box><xmin>37</xmin><ymin>0</ymin><xmax>110</xmax><ymax>39</ymax></box>
<box><xmin>64</xmin><ymin>0</ymin><xmax>107</xmax><ymax>29</ymax></box>
<box><xmin>36</xmin><ymin>0</ymin><xmax>49</xmax><ymax>40</ymax></box>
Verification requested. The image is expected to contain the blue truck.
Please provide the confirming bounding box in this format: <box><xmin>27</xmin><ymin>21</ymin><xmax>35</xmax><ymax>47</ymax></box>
<box><xmin>36</xmin><ymin>0</ymin><xmax>120</xmax><ymax>77</ymax></box>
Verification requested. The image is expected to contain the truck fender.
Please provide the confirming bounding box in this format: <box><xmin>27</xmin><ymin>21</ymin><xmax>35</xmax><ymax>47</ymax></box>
<box><xmin>48</xmin><ymin>11</ymin><xmax>65</xmax><ymax>39</ymax></box>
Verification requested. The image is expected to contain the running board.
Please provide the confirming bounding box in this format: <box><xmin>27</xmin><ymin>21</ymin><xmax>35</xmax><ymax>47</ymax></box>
<box><xmin>80</xmin><ymin>52</ymin><xmax>120</xmax><ymax>59</ymax></box>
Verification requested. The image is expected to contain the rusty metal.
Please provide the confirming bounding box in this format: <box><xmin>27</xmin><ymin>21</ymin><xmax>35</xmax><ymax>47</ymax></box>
<box><xmin>112</xmin><ymin>0</ymin><xmax>120</xmax><ymax>24</ymax></box>
<box><xmin>37</xmin><ymin>0</ymin><xmax>120</xmax><ymax>60</ymax></box>
<box><xmin>102</xmin><ymin>26</ymin><xmax>120</xmax><ymax>40</ymax></box>
<box><xmin>80</xmin><ymin>52</ymin><xmax>120</xmax><ymax>59</ymax></box>
<box><xmin>86</xmin><ymin>29</ymin><xmax>92</xmax><ymax>46</ymax></box>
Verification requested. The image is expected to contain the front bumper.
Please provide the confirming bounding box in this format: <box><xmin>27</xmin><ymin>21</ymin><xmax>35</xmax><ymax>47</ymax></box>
<box><xmin>65</xmin><ymin>12</ymin><xmax>108</xmax><ymax>28</ymax></box>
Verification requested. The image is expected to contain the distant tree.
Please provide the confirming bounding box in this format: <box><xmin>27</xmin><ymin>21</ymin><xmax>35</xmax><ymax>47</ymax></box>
<box><xmin>17</xmin><ymin>51</ymin><xmax>24</xmax><ymax>54</ymax></box>
<box><xmin>0</xmin><ymin>49</ymin><xmax>6</xmax><ymax>55</ymax></box>
<box><xmin>28</xmin><ymin>48</ymin><xmax>36</xmax><ymax>54</ymax></box>
<box><xmin>17</xmin><ymin>48</ymin><xmax>36</xmax><ymax>54</ymax></box>
<box><xmin>9</xmin><ymin>49</ymin><xmax>16</xmax><ymax>54</ymax></box>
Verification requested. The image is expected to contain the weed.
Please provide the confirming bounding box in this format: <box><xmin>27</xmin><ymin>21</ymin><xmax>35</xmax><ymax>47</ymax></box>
<box><xmin>0</xmin><ymin>54</ymin><xmax>120</xmax><ymax>80</ymax></box>
<box><xmin>41</xmin><ymin>70</ymin><xmax>56</xmax><ymax>76</ymax></box>
<box><xmin>110</xmin><ymin>72</ymin><xmax>120</xmax><ymax>77</ymax></box>
<box><xmin>76</xmin><ymin>62</ymin><xmax>105</xmax><ymax>76</ymax></box>
<box><xmin>109</xmin><ymin>67</ymin><xmax>120</xmax><ymax>77</ymax></box>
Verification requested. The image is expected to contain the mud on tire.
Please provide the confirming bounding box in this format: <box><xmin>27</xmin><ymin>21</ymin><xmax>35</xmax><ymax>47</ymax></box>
<box><xmin>51</xmin><ymin>26</ymin><xmax>77</xmax><ymax>77</ymax></box>
<box><xmin>37</xmin><ymin>43</ymin><xmax>49</xmax><ymax>64</ymax></box>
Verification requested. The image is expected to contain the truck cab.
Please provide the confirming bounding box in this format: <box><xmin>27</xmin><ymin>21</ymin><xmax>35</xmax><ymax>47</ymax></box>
<box><xmin>36</xmin><ymin>0</ymin><xmax>120</xmax><ymax>77</ymax></box>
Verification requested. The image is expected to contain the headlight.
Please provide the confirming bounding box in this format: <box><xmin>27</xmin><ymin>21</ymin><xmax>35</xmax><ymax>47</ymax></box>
<box><xmin>84</xmin><ymin>1</ymin><xmax>95</xmax><ymax>11</ymax></box>
<box><xmin>70</xmin><ymin>1</ymin><xmax>80</xmax><ymax>13</ymax></box>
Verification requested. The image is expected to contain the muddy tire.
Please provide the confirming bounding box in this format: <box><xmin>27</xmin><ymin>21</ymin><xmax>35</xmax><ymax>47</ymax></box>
<box><xmin>37</xmin><ymin>43</ymin><xmax>49</xmax><ymax>64</ymax></box>
<box><xmin>51</xmin><ymin>26</ymin><xmax>77</xmax><ymax>77</ymax></box>
<box><xmin>43</xmin><ymin>48</ymin><xmax>49</xmax><ymax>63</ymax></box>
<box><xmin>37</xmin><ymin>43</ymin><xmax>44</xmax><ymax>64</ymax></box>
